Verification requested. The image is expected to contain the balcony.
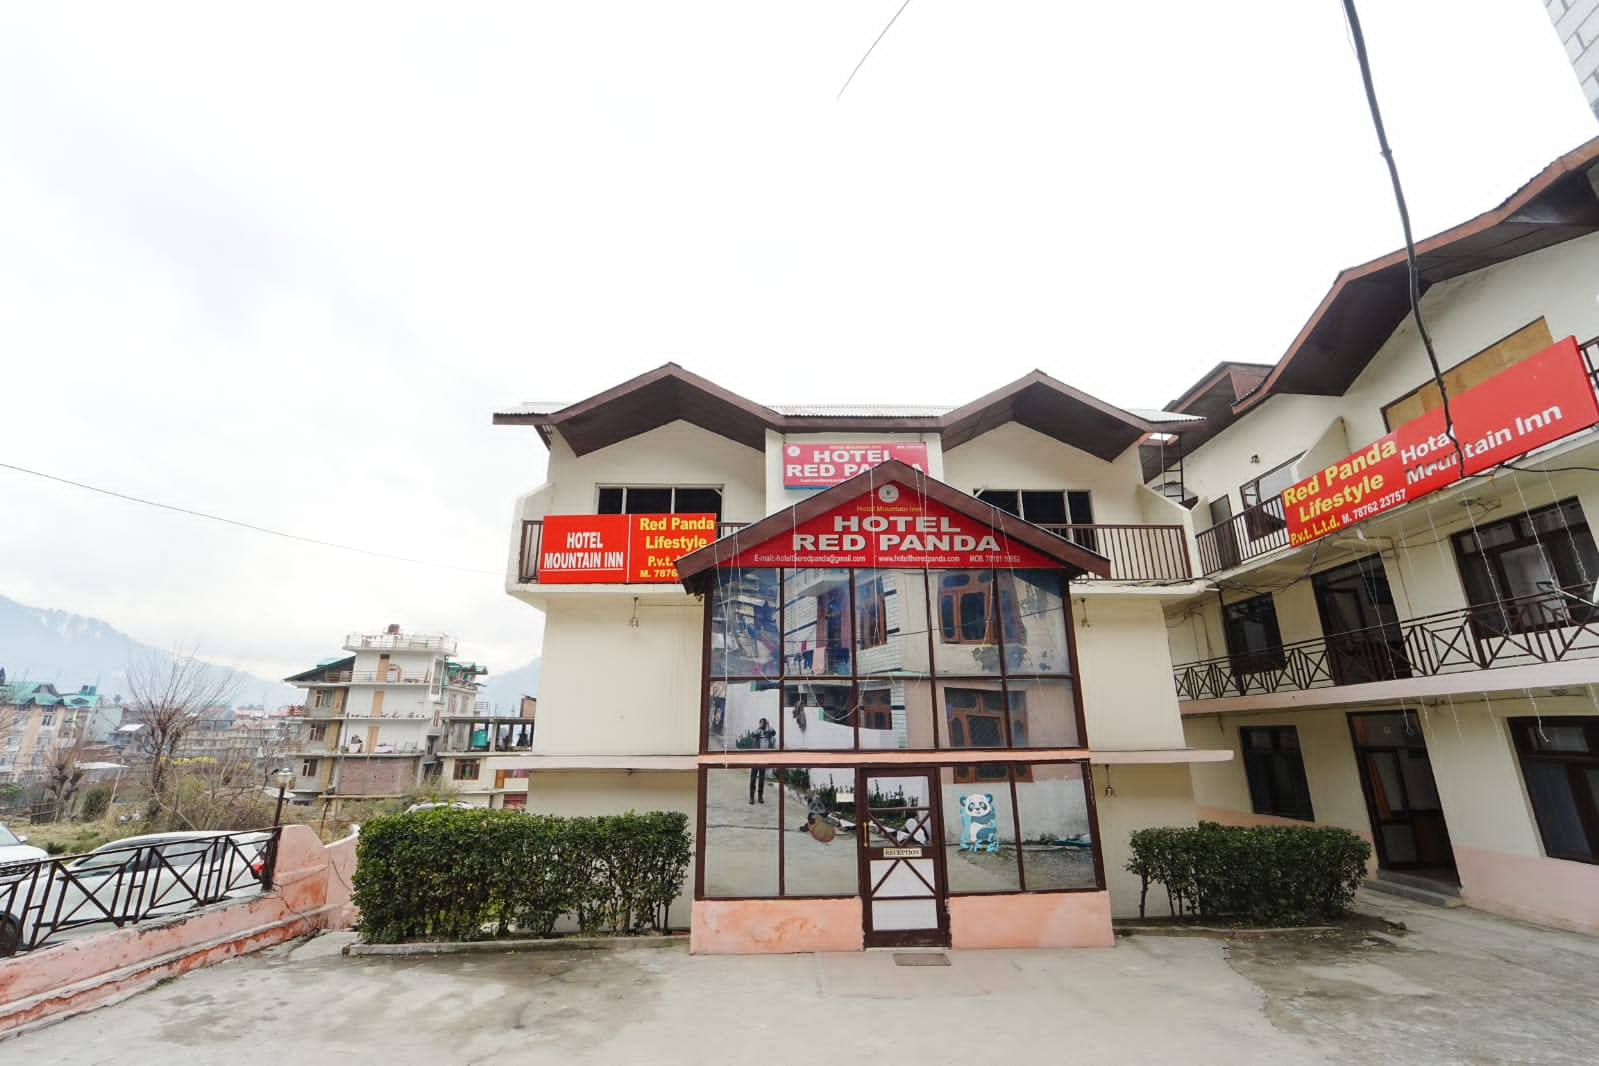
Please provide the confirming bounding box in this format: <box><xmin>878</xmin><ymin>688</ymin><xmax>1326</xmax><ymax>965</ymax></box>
<box><xmin>1194</xmin><ymin>498</ymin><xmax>1288</xmax><ymax>576</ymax></box>
<box><xmin>1172</xmin><ymin>583</ymin><xmax>1599</xmax><ymax>701</ymax></box>
<box><xmin>1036</xmin><ymin>524</ymin><xmax>1192</xmax><ymax>582</ymax></box>
<box><xmin>344</xmin><ymin>632</ymin><xmax>457</xmax><ymax>654</ymax></box>
<box><xmin>518</xmin><ymin>520</ymin><xmax>1192</xmax><ymax>583</ymax></box>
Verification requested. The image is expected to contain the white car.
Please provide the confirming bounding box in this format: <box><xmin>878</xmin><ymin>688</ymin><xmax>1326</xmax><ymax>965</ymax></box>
<box><xmin>0</xmin><ymin>829</ymin><xmax>273</xmax><ymax>956</ymax></box>
<box><xmin>0</xmin><ymin>823</ymin><xmax>48</xmax><ymax>879</ymax></box>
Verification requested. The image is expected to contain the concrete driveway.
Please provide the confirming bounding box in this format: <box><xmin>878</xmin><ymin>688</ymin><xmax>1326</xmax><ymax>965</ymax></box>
<box><xmin>8</xmin><ymin>890</ymin><xmax>1597</xmax><ymax>1065</ymax></box>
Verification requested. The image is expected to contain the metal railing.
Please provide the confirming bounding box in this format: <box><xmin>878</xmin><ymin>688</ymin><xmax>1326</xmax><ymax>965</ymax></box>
<box><xmin>1037</xmin><ymin>523</ymin><xmax>1192</xmax><ymax>581</ymax></box>
<box><xmin>1172</xmin><ymin>583</ymin><xmax>1599</xmax><ymax>701</ymax></box>
<box><xmin>0</xmin><ymin>828</ymin><xmax>280</xmax><ymax>956</ymax></box>
<box><xmin>517</xmin><ymin>520</ymin><xmax>746</xmax><ymax>583</ymax></box>
<box><xmin>343</xmin><ymin>633</ymin><xmax>456</xmax><ymax>653</ymax></box>
<box><xmin>1194</xmin><ymin>497</ymin><xmax>1289</xmax><ymax>575</ymax></box>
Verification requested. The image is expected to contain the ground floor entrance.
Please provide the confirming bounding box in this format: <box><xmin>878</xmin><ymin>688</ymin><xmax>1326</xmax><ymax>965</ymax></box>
<box><xmin>857</xmin><ymin>768</ymin><xmax>948</xmax><ymax>947</ymax></box>
<box><xmin>1347</xmin><ymin>710</ymin><xmax>1457</xmax><ymax>877</ymax></box>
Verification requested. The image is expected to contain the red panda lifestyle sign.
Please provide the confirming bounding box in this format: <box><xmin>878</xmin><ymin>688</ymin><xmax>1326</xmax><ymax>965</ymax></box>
<box><xmin>1283</xmin><ymin>337</ymin><xmax>1599</xmax><ymax>547</ymax></box>
<box><xmin>539</xmin><ymin>513</ymin><xmax>718</xmax><ymax>583</ymax></box>
<box><xmin>720</xmin><ymin>482</ymin><xmax>1058</xmax><ymax>569</ymax></box>
<box><xmin>782</xmin><ymin>441</ymin><xmax>929</xmax><ymax>489</ymax></box>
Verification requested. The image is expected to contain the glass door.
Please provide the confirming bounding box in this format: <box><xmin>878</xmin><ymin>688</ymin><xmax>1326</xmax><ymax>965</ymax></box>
<box><xmin>858</xmin><ymin>769</ymin><xmax>948</xmax><ymax>948</ymax></box>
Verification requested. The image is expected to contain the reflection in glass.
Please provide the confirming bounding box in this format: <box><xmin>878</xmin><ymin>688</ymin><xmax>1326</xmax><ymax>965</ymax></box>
<box><xmin>930</xmin><ymin>570</ymin><xmax>1012</xmax><ymax>676</ymax></box>
<box><xmin>1014</xmin><ymin>763</ymin><xmax>1097</xmax><ymax>890</ymax></box>
<box><xmin>709</xmin><ymin>569</ymin><xmax>780</xmax><ymax>679</ymax></box>
<box><xmin>783</xmin><ymin>767</ymin><xmax>859</xmax><ymax>896</ymax></box>
<box><xmin>939</xmin><ymin>766</ymin><xmax>1020</xmax><ymax>893</ymax></box>
<box><xmin>1005</xmin><ymin>679</ymin><xmax>1079</xmax><ymax>748</ymax></box>
<box><xmin>713</xmin><ymin>682</ymin><xmax>782</xmax><ymax>754</ymax></box>
<box><xmin>781</xmin><ymin>680</ymin><xmax>855</xmax><ymax>751</ymax></box>
<box><xmin>784</xmin><ymin>568</ymin><xmax>852</xmax><ymax>677</ymax></box>
<box><xmin>1008</xmin><ymin>570</ymin><xmax>1071</xmax><ymax>674</ymax></box>
<box><xmin>702</xmin><ymin>769</ymin><xmax>778</xmax><ymax>897</ymax></box>
<box><xmin>854</xmin><ymin>571</ymin><xmax>932</xmax><ymax>677</ymax></box>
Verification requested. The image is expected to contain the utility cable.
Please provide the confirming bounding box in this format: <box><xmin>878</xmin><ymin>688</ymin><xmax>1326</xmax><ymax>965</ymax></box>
<box><xmin>0</xmin><ymin>460</ymin><xmax>500</xmax><ymax>576</ymax></box>
<box><xmin>837</xmin><ymin>0</ymin><xmax>913</xmax><ymax>100</ymax></box>
<box><xmin>1340</xmin><ymin>0</ymin><xmax>1467</xmax><ymax>476</ymax></box>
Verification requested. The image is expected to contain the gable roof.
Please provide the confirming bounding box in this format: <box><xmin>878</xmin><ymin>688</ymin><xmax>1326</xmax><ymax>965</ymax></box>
<box><xmin>495</xmin><ymin>365</ymin><xmax>1202</xmax><ymax>461</ymax></box>
<box><xmin>675</xmin><ymin>459</ymin><xmax>1111</xmax><ymax>594</ymax></box>
<box><xmin>283</xmin><ymin>656</ymin><xmax>355</xmax><ymax>685</ymax></box>
<box><xmin>1229</xmin><ymin>136</ymin><xmax>1599</xmax><ymax>416</ymax></box>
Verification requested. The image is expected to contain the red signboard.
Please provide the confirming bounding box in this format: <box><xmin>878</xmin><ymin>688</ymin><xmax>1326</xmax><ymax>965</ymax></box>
<box><xmin>1284</xmin><ymin>337</ymin><xmax>1599</xmax><ymax>547</ymax></box>
<box><xmin>539</xmin><ymin>514</ymin><xmax>717</xmax><ymax>583</ymax></box>
<box><xmin>723</xmin><ymin>481</ymin><xmax>1059</xmax><ymax>569</ymax></box>
<box><xmin>783</xmin><ymin>441</ymin><xmax>929</xmax><ymax>488</ymax></box>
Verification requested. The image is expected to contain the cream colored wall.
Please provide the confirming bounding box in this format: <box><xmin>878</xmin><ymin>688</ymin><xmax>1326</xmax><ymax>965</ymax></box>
<box><xmin>1074</xmin><ymin>597</ymin><xmax>1187</xmax><ymax>750</ymax></box>
<box><xmin>1182</xmin><ymin>708</ymin><xmax>1372</xmax><ymax>836</ymax></box>
<box><xmin>943</xmin><ymin>422</ymin><xmax>1151</xmax><ymax>526</ymax></box>
<box><xmin>765</xmin><ymin>429</ymin><xmax>945</xmax><ymax>515</ymax></box>
<box><xmin>536</xmin><ymin>598</ymin><xmax>703</xmax><ymax>756</ymax></box>
<box><xmin>1091</xmin><ymin>763</ymin><xmax>1196</xmax><ymax>917</ymax></box>
<box><xmin>526</xmin><ymin>769</ymin><xmax>698</xmax><ymax>928</ymax></box>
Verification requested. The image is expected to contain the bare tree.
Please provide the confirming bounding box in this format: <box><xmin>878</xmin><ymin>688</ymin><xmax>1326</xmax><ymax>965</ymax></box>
<box><xmin>125</xmin><ymin>650</ymin><xmax>240</xmax><ymax>821</ymax></box>
<box><xmin>41</xmin><ymin>724</ymin><xmax>91</xmax><ymax>821</ymax></box>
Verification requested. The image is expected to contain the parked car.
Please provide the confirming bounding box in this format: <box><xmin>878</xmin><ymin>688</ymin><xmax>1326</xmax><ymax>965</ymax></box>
<box><xmin>0</xmin><ymin>824</ymin><xmax>49</xmax><ymax>881</ymax></box>
<box><xmin>0</xmin><ymin>829</ymin><xmax>274</xmax><ymax>957</ymax></box>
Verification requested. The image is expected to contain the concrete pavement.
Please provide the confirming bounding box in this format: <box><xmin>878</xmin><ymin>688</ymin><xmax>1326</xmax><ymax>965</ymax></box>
<box><xmin>7</xmin><ymin>889</ymin><xmax>1598</xmax><ymax>1065</ymax></box>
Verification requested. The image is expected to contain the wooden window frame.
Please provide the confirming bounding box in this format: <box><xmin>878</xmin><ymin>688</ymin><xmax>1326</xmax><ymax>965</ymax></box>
<box><xmin>453</xmin><ymin>758</ymin><xmax>481</xmax><ymax>782</ymax></box>
<box><xmin>1239</xmin><ymin>725</ymin><xmax>1315</xmax><ymax>821</ymax></box>
<box><xmin>1508</xmin><ymin>716</ymin><xmax>1599</xmax><ymax>864</ymax></box>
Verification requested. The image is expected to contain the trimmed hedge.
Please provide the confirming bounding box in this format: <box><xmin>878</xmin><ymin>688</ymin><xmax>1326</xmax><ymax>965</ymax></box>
<box><xmin>1127</xmin><ymin>822</ymin><xmax>1370</xmax><ymax>925</ymax></box>
<box><xmin>352</xmin><ymin>808</ymin><xmax>691</xmax><ymax>943</ymax></box>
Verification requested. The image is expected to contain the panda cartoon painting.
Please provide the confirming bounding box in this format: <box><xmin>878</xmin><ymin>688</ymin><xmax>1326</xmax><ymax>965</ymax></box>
<box><xmin>958</xmin><ymin>793</ymin><xmax>1000</xmax><ymax>853</ymax></box>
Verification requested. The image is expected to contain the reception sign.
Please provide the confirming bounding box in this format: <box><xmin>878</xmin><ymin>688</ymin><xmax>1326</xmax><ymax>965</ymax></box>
<box><xmin>1284</xmin><ymin>337</ymin><xmax>1599</xmax><ymax>547</ymax></box>
<box><xmin>723</xmin><ymin>482</ymin><xmax>1058</xmax><ymax>568</ymax></box>
<box><xmin>539</xmin><ymin>513</ymin><xmax>718</xmax><ymax>583</ymax></box>
<box><xmin>783</xmin><ymin>441</ymin><xmax>929</xmax><ymax>488</ymax></box>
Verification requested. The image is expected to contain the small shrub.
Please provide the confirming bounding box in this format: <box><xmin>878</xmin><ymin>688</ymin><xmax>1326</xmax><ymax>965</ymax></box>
<box><xmin>1127</xmin><ymin>822</ymin><xmax>1370</xmax><ymax>925</ymax></box>
<box><xmin>78</xmin><ymin>785</ymin><xmax>113</xmax><ymax>822</ymax></box>
<box><xmin>352</xmin><ymin>807</ymin><xmax>691</xmax><ymax>944</ymax></box>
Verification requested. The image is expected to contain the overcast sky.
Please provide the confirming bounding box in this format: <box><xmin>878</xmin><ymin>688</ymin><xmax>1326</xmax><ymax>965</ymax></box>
<box><xmin>1</xmin><ymin>2</ymin><xmax>1594</xmax><ymax>694</ymax></box>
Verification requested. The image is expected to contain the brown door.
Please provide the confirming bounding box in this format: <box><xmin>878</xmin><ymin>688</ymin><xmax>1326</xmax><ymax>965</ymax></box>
<box><xmin>1348</xmin><ymin>711</ymin><xmax>1455</xmax><ymax>875</ymax></box>
<box><xmin>1314</xmin><ymin>556</ymin><xmax>1411</xmax><ymax>685</ymax></box>
<box><xmin>858</xmin><ymin>768</ymin><xmax>948</xmax><ymax>948</ymax></box>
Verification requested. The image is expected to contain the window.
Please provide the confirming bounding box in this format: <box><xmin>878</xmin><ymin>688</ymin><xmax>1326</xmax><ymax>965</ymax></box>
<box><xmin>454</xmin><ymin>759</ymin><xmax>481</xmax><ymax>781</ymax></box>
<box><xmin>1239</xmin><ymin>726</ymin><xmax>1314</xmax><ymax>820</ymax></box>
<box><xmin>976</xmin><ymin>489</ymin><xmax>1095</xmax><ymax>551</ymax></box>
<box><xmin>860</xmin><ymin>688</ymin><xmax>892</xmax><ymax>731</ymax></box>
<box><xmin>40</xmin><ymin>713</ymin><xmax>53</xmax><ymax>728</ymax></box>
<box><xmin>945</xmin><ymin>688</ymin><xmax>1032</xmax><ymax>783</ymax></box>
<box><xmin>300</xmin><ymin>758</ymin><xmax>319</xmax><ymax>777</ymax></box>
<box><xmin>1508</xmin><ymin>717</ymin><xmax>1599</xmax><ymax>864</ymax></box>
<box><xmin>1452</xmin><ymin>498</ymin><xmax>1599</xmax><ymax>635</ymax></box>
<box><xmin>855</xmin><ymin>576</ymin><xmax>888</xmax><ymax>650</ymax></box>
<box><xmin>308</xmin><ymin>723</ymin><xmax>328</xmax><ymax>742</ymax></box>
<box><xmin>1384</xmin><ymin>318</ymin><xmax>1553</xmax><ymax>430</ymax></box>
<box><xmin>597</xmin><ymin>485</ymin><xmax>722</xmax><ymax>521</ymax></box>
<box><xmin>937</xmin><ymin>571</ymin><xmax>1022</xmax><ymax>646</ymax></box>
<box><xmin>1239</xmin><ymin>456</ymin><xmax>1300</xmax><ymax>537</ymax></box>
<box><xmin>1223</xmin><ymin>594</ymin><xmax>1285</xmax><ymax>675</ymax></box>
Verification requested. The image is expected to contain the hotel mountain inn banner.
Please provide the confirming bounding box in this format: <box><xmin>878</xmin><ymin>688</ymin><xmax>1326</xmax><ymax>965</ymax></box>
<box><xmin>1284</xmin><ymin>337</ymin><xmax>1599</xmax><ymax>547</ymax></box>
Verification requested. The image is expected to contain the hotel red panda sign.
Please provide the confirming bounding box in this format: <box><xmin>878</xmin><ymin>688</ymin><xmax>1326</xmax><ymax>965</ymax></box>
<box><xmin>1283</xmin><ymin>337</ymin><xmax>1599</xmax><ymax>547</ymax></box>
<box><xmin>722</xmin><ymin>482</ymin><xmax>1057</xmax><ymax>568</ymax></box>
<box><xmin>783</xmin><ymin>441</ymin><xmax>929</xmax><ymax>488</ymax></box>
<box><xmin>539</xmin><ymin>513</ymin><xmax>717</xmax><ymax>583</ymax></box>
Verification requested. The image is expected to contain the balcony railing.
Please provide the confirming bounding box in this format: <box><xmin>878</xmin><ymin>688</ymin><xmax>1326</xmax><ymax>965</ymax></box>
<box><xmin>1195</xmin><ymin>497</ymin><xmax>1288</xmax><ymax>576</ymax></box>
<box><xmin>344</xmin><ymin>632</ymin><xmax>456</xmax><ymax>653</ymax></box>
<box><xmin>517</xmin><ymin>521</ymin><xmax>746</xmax><ymax>583</ymax></box>
<box><xmin>518</xmin><ymin>520</ymin><xmax>1191</xmax><ymax>582</ymax></box>
<box><xmin>1036</xmin><ymin>524</ymin><xmax>1192</xmax><ymax>581</ymax></box>
<box><xmin>1173</xmin><ymin>583</ymin><xmax>1599</xmax><ymax>701</ymax></box>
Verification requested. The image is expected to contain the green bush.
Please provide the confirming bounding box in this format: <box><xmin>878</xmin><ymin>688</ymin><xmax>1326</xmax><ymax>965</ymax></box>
<box><xmin>351</xmin><ymin>808</ymin><xmax>691</xmax><ymax>944</ymax></box>
<box><xmin>78</xmin><ymin>785</ymin><xmax>113</xmax><ymax>822</ymax></box>
<box><xmin>1127</xmin><ymin>822</ymin><xmax>1370</xmax><ymax>925</ymax></box>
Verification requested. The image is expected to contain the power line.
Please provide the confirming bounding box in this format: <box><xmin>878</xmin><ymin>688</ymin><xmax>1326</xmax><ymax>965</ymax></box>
<box><xmin>0</xmin><ymin>460</ymin><xmax>501</xmax><ymax>576</ymax></box>
<box><xmin>838</xmin><ymin>0</ymin><xmax>914</xmax><ymax>100</ymax></box>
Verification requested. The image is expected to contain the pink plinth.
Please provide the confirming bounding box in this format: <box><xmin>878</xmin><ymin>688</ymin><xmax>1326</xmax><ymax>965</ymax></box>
<box><xmin>948</xmin><ymin>891</ymin><xmax>1114</xmax><ymax>949</ymax></box>
<box><xmin>1455</xmin><ymin>844</ymin><xmax>1599</xmax><ymax>934</ymax></box>
<box><xmin>690</xmin><ymin>898</ymin><xmax>864</xmax><ymax>954</ymax></box>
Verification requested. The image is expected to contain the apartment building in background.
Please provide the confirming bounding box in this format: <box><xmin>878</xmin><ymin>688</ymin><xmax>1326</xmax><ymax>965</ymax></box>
<box><xmin>283</xmin><ymin>627</ymin><xmax>488</xmax><ymax>812</ymax></box>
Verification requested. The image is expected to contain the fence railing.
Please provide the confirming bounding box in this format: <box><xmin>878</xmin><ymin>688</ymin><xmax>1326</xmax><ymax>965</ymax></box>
<box><xmin>0</xmin><ymin>828</ymin><xmax>280</xmax><ymax>957</ymax></box>
<box><xmin>1173</xmin><ymin>583</ymin><xmax>1599</xmax><ymax>701</ymax></box>
<box><xmin>1194</xmin><ymin>497</ymin><xmax>1289</xmax><ymax>575</ymax></box>
<box><xmin>344</xmin><ymin>633</ymin><xmax>456</xmax><ymax>653</ymax></box>
<box><xmin>1036</xmin><ymin>523</ymin><xmax>1192</xmax><ymax>581</ymax></box>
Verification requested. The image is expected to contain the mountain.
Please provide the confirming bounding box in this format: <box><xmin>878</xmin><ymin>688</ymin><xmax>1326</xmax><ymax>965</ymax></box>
<box><xmin>0</xmin><ymin>595</ymin><xmax>300</xmax><ymax>707</ymax></box>
<box><xmin>479</xmin><ymin>657</ymin><xmax>541</xmax><ymax>714</ymax></box>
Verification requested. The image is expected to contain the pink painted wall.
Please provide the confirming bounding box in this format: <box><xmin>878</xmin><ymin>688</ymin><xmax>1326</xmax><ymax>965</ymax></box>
<box><xmin>0</xmin><ymin>826</ymin><xmax>358</xmax><ymax>1035</ymax></box>
<box><xmin>690</xmin><ymin>898</ymin><xmax>863</xmax><ymax>954</ymax></box>
<box><xmin>1455</xmin><ymin>844</ymin><xmax>1599</xmax><ymax>934</ymax></box>
<box><xmin>948</xmin><ymin>891</ymin><xmax>1114</xmax><ymax>949</ymax></box>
